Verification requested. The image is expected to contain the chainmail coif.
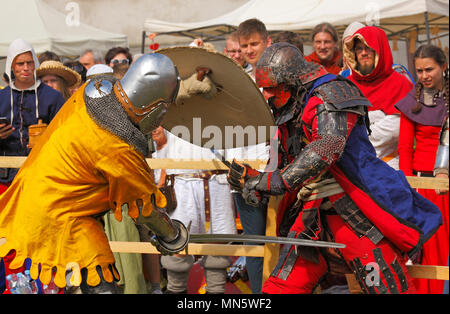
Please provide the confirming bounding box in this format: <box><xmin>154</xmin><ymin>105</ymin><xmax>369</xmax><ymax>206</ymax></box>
<box><xmin>84</xmin><ymin>76</ymin><xmax>149</xmax><ymax>156</ymax></box>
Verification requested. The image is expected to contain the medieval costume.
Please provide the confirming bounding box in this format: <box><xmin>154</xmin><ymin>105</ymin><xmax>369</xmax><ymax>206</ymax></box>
<box><xmin>343</xmin><ymin>26</ymin><xmax>413</xmax><ymax>170</ymax></box>
<box><xmin>396</xmin><ymin>83</ymin><xmax>449</xmax><ymax>294</ymax></box>
<box><xmin>155</xmin><ymin>130</ymin><xmax>236</xmax><ymax>294</ymax></box>
<box><xmin>0</xmin><ymin>38</ymin><xmax>65</xmax><ymax>293</ymax></box>
<box><xmin>0</xmin><ymin>54</ymin><xmax>192</xmax><ymax>293</ymax></box>
<box><xmin>0</xmin><ymin>39</ymin><xmax>65</xmax><ymax>189</ymax></box>
<box><xmin>305</xmin><ymin>50</ymin><xmax>342</xmax><ymax>75</ymax></box>
<box><xmin>228</xmin><ymin>43</ymin><xmax>442</xmax><ymax>294</ymax></box>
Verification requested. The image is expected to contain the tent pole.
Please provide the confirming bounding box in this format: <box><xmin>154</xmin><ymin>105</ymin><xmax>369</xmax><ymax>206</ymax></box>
<box><xmin>141</xmin><ymin>31</ymin><xmax>146</xmax><ymax>54</ymax></box>
<box><xmin>424</xmin><ymin>12</ymin><xmax>431</xmax><ymax>44</ymax></box>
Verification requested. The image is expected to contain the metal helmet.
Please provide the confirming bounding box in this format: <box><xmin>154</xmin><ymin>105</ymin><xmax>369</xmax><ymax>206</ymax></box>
<box><xmin>256</xmin><ymin>42</ymin><xmax>328</xmax><ymax>88</ymax></box>
<box><xmin>118</xmin><ymin>53</ymin><xmax>180</xmax><ymax>134</ymax></box>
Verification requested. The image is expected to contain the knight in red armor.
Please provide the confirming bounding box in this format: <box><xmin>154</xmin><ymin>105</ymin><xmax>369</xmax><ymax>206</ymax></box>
<box><xmin>227</xmin><ymin>43</ymin><xmax>442</xmax><ymax>294</ymax></box>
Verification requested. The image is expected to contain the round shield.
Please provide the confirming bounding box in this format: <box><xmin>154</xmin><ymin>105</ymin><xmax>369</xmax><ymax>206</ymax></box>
<box><xmin>157</xmin><ymin>46</ymin><xmax>275</xmax><ymax>149</ymax></box>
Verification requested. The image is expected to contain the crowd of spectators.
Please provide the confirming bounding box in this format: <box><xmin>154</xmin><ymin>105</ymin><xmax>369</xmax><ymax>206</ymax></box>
<box><xmin>0</xmin><ymin>16</ymin><xmax>447</xmax><ymax>295</ymax></box>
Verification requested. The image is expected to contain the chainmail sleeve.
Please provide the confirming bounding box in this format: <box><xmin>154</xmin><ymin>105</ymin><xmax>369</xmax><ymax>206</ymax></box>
<box><xmin>280</xmin><ymin>103</ymin><xmax>357</xmax><ymax>190</ymax></box>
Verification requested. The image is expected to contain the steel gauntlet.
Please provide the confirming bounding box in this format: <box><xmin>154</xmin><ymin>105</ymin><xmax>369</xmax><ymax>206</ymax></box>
<box><xmin>136</xmin><ymin>199</ymin><xmax>189</xmax><ymax>255</ymax></box>
<box><xmin>242</xmin><ymin>170</ymin><xmax>286</xmax><ymax>207</ymax></box>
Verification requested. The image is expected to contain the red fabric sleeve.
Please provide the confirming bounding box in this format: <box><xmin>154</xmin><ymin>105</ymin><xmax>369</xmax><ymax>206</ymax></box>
<box><xmin>398</xmin><ymin>113</ymin><xmax>415</xmax><ymax>176</ymax></box>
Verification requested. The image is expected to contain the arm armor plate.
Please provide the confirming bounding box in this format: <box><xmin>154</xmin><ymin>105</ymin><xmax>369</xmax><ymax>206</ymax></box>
<box><xmin>136</xmin><ymin>203</ymin><xmax>189</xmax><ymax>254</ymax></box>
<box><xmin>434</xmin><ymin>116</ymin><xmax>449</xmax><ymax>175</ymax></box>
<box><xmin>280</xmin><ymin>103</ymin><xmax>355</xmax><ymax>190</ymax></box>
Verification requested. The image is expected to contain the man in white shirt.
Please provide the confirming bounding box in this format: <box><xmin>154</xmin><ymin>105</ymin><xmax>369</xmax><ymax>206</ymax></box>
<box><xmin>154</xmin><ymin>128</ymin><xmax>236</xmax><ymax>294</ymax></box>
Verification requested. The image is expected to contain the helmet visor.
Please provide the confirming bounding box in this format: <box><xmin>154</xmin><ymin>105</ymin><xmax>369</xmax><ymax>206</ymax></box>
<box><xmin>138</xmin><ymin>102</ymin><xmax>169</xmax><ymax>135</ymax></box>
<box><xmin>262</xmin><ymin>84</ymin><xmax>291</xmax><ymax>109</ymax></box>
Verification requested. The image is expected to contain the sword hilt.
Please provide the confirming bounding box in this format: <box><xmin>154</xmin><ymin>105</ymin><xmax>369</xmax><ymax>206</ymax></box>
<box><xmin>210</xmin><ymin>148</ymin><xmax>231</xmax><ymax>168</ymax></box>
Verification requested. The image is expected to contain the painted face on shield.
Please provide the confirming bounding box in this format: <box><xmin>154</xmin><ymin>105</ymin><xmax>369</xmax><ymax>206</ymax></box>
<box><xmin>262</xmin><ymin>84</ymin><xmax>292</xmax><ymax>109</ymax></box>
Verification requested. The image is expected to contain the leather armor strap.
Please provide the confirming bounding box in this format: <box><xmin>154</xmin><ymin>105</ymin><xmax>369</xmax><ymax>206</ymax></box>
<box><xmin>113</xmin><ymin>80</ymin><xmax>158</xmax><ymax>125</ymax></box>
<box><xmin>113</xmin><ymin>81</ymin><xmax>135</xmax><ymax>123</ymax></box>
<box><xmin>297</xmin><ymin>177</ymin><xmax>344</xmax><ymax>202</ymax></box>
<box><xmin>271</xmin><ymin>232</ymin><xmax>295</xmax><ymax>278</ymax></box>
<box><xmin>373</xmin><ymin>247</ymin><xmax>398</xmax><ymax>294</ymax></box>
<box><xmin>332</xmin><ymin>194</ymin><xmax>383</xmax><ymax>245</ymax></box>
<box><xmin>270</xmin><ymin>230</ymin><xmax>321</xmax><ymax>281</ymax></box>
<box><xmin>390</xmin><ymin>258</ymin><xmax>408</xmax><ymax>293</ymax></box>
<box><xmin>349</xmin><ymin>257</ymin><xmax>377</xmax><ymax>294</ymax></box>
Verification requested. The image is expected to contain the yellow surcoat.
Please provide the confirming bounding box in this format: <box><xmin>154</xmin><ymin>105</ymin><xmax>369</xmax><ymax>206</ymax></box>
<box><xmin>0</xmin><ymin>84</ymin><xmax>166</xmax><ymax>288</ymax></box>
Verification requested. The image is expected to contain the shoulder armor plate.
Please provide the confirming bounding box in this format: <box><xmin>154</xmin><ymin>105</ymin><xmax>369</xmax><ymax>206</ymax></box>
<box><xmin>315</xmin><ymin>80</ymin><xmax>371</xmax><ymax>114</ymax></box>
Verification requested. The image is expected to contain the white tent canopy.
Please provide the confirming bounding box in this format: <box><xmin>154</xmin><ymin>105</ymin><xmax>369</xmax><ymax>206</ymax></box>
<box><xmin>143</xmin><ymin>0</ymin><xmax>449</xmax><ymax>46</ymax></box>
<box><xmin>0</xmin><ymin>0</ymin><xmax>128</xmax><ymax>57</ymax></box>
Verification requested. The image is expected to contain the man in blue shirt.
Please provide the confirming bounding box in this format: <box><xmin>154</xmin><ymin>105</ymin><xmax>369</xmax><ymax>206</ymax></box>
<box><xmin>0</xmin><ymin>38</ymin><xmax>65</xmax><ymax>189</ymax></box>
<box><xmin>0</xmin><ymin>38</ymin><xmax>64</xmax><ymax>293</ymax></box>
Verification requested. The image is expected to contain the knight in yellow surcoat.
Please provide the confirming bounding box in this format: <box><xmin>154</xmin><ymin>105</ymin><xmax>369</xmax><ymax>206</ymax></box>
<box><xmin>0</xmin><ymin>53</ymin><xmax>214</xmax><ymax>293</ymax></box>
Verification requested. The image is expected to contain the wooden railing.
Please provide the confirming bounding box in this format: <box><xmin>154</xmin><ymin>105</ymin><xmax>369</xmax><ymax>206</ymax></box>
<box><xmin>1</xmin><ymin>157</ymin><xmax>448</xmax><ymax>289</ymax></box>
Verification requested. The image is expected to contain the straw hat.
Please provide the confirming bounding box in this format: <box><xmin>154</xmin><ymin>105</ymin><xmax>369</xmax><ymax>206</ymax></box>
<box><xmin>36</xmin><ymin>60</ymin><xmax>82</xmax><ymax>87</ymax></box>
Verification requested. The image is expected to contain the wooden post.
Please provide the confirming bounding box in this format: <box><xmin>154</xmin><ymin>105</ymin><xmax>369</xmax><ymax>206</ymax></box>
<box><xmin>262</xmin><ymin>195</ymin><xmax>283</xmax><ymax>283</ymax></box>
<box><xmin>1</xmin><ymin>156</ymin><xmax>449</xmax><ymax>290</ymax></box>
<box><xmin>406</xmin><ymin>265</ymin><xmax>449</xmax><ymax>280</ymax></box>
<box><xmin>405</xmin><ymin>176</ymin><xmax>449</xmax><ymax>190</ymax></box>
<box><xmin>109</xmin><ymin>241</ymin><xmax>265</xmax><ymax>257</ymax></box>
<box><xmin>0</xmin><ymin>155</ymin><xmax>448</xmax><ymax>190</ymax></box>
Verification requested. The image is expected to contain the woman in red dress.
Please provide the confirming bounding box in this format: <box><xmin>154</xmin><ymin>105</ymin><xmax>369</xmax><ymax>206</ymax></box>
<box><xmin>396</xmin><ymin>44</ymin><xmax>448</xmax><ymax>294</ymax></box>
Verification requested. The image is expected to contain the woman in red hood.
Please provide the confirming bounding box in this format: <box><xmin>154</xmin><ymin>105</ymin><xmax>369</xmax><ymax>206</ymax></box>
<box><xmin>343</xmin><ymin>26</ymin><xmax>413</xmax><ymax>170</ymax></box>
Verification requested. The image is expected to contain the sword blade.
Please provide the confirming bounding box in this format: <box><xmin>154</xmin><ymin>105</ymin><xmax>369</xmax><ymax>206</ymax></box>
<box><xmin>210</xmin><ymin>148</ymin><xmax>231</xmax><ymax>168</ymax></box>
<box><xmin>189</xmin><ymin>233</ymin><xmax>345</xmax><ymax>249</ymax></box>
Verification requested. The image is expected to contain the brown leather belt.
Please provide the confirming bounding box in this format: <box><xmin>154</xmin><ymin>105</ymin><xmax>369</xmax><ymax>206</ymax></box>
<box><xmin>168</xmin><ymin>170</ymin><xmax>228</xmax><ymax>230</ymax></box>
<box><xmin>413</xmin><ymin>170</ymin><xmax>434</xmax><ymax>177</ymax></box>
<box><xmin>168</xmin><ymin>170</ymin><xmax>227</xmax><ymax>180</ymax></box>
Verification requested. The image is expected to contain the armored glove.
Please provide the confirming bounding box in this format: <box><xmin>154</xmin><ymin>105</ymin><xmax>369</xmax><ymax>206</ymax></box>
<box><xmin>147</xmin><ymin>219</ymin><xmax>190</xmax><ymax>255</ymax></box>
<box><xmin>227</xmin><ymin>159</ymin><xmax>261</xmax><ymax>192</ymax></box>
<box><xmin>176</xmin><ymin>69</ymin><xmax>218</xmax><ymax>105</ymax></box>
<box><xmin>227</xmin><ymin>159</ymin><xmax>286</xmax><ymax>207</ymax></box>
<box><xmin>243</xmin><ymin>170</ymin><xmax>287</xmax><ymax>206</ymax></box>
<box><xmin>135</xmin><ymin>194</ymin><xmax>189</xmax><ymax>255</ymax></box>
